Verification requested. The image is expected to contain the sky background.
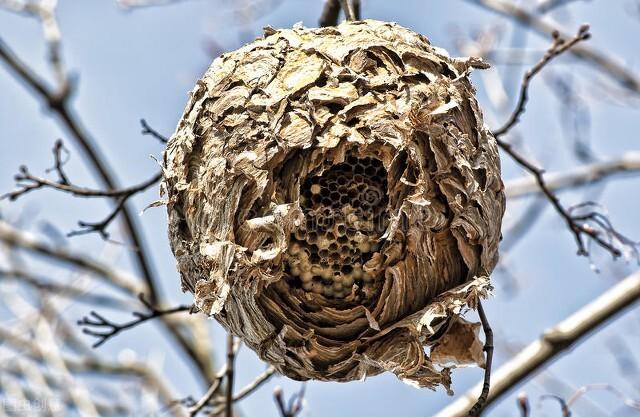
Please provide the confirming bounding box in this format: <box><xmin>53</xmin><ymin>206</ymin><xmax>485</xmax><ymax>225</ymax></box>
<box><xmin>1</xmin><ymin>1</ymin><xmax>640</xmax><ymax>416</ymax></box>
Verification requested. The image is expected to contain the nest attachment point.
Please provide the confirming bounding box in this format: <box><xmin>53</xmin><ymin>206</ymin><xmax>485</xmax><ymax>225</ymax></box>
<box><xmin>163</xmin><ymin>19</ymin><xmax>505</xmax><ymax>392</ymax></box>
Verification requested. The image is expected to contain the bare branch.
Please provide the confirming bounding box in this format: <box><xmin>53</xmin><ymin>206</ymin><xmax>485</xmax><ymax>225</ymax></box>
<box><xmin>505</xmin><ymin>153</ymin><xmax>640</xmax><ymax>199</ymax></box>
<box><xmin>0</xmin><ymin>220</ymin><xmax>146</xmax><ymax>296</ymax></box>
<box><xmin>2</xmin><ymin>140</ymin><xmax>162</xmax><ymax>238</ymax></box>
<box><xmin>539</xmin><ymin>395</ymin><xmax>571</xmax><ymax>416</ymax></box>
<box><xmin>140</xmin><ymin>118</ymin><xmax>169</xmax><ymax>144</ymax></box>
<box><xmin>566</xmin><ymin>384</ymin><xmax>640</xmax><ymax>411</ymax></box>
<box><xmin>493</xmin><ymin>25</ymin><xmax>591</xmax><ymax>138</ymax></box>
<box><xmin>434</xmin><ymin>270</ymin><xmax>640</xmax><ymax>417</ymax></box>
<box><xmin>47</xmin><ymin>138</ymin><xmax>71</xmax><ymax>184</ymax></box>
<box><xmin>77</xmin><ymin>294</ymin><xmax>192</xmax><ymax>348</ymax></box>
<box><xmin>0</xmin><ymin>267</ymin><xmax>133</xmax><ymax>309</ymax></box>
<box><xmin>535</xmin><ymin>0</ymin><xmax>590</xmax><ymax>14</ymax></box>
<box><xmin>185</xmin><ymin>338</ymin><xmax>248</xmax><ymax>417</ymax></box>
<box><xmin>0</xmin><ymin>3</ymin><xmax>224</xmax><ymax>389</ymax></box>
<box><xmin>489</xmin><ymin>28</ymin><xmax>640</xmax><ymax>259</ymax></box>
<box><xmin>499</xmin><ymin>138</ymin><xmax>638</xmax><ymax>259</ymax></box>
<box><xmin>464</xmin><ymin>0</ymin><xmax>640</xmax><ymax>94</ymax></box>
<box><xmin>185</xmin><ymin>366</ymin><xmax>276</xmax><ymax>416</ymax></box>
<box><xmin>0</xmin><ymin>35</ymin><xmax>159</xmax><ymax>303</ymax></box>
<box><xmin>4</xmin><ymin>162</ymin><xmax>160</xmax><ymax>200</ymax></box>
<box><xmin>187</xmin><ymin>368</ymin><xmax>226</xmax><ymax>417</ymax></box>
<box><xmin>233</xmin><ymin>366</ymin><xmax>276</xmax><ymax>402</ymax></box>
<box><xmin>517</xmin><ymin>392</ymin><xmax>530</xmax><ymax>417</ymax></box>
<box><xmin>225</xmin><ymin>333</ymin><xmax>236</xmax><ymax>417</ymax></box>
<box><xmin>467</xmin><ymin>302</ymin><xmax>494</xmax><ymax>417</ymax></box>
<box><xmin>273</xmin><ymin>384</ymin><xmax>306</xmax><ymax>417</ymax></box>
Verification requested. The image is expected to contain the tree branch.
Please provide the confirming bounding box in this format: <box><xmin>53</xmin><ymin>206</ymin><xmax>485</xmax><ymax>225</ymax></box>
<box><xmin>434</xmin><ymin>270</ymin><xmax>640</xmax><ymax>417</ymax></box>
<box><xmin>467</xmin><ymin>301</ymin><xmax>494</xmax><ymax>416</ymax></box>
<box><xmin>505</xmin><ymin>152</ymin><xmax>640</xmax><ymax>199</ymax></box>
<box><xmin>464</xmin><ymin>0</ymin><xmax>640</xmax><ymax>94</ymax></box>
<box><xmin>2</xmin><ymin>145</ymin><xmax>162</xmax><ymax>238</ymax></box>
<box><xmin>499</xmin><ymin>138</ymin><xmax>636</xmax><ymax>259</ymax></box>
<box><xmin>0</xmin><ymin>220</ymin><xmax>146</xmax><ymax>296</ymax></box>
<box><xmin>491</xmin><ymin>27</ymin><xmax>637</xmax><ymax>260</ymax></box>
<box><xmin>185</xmin><ymin>338</ymin><xmax>249</xmax><ymax>417</ymax></box>
<box><xmin>187</xmin><ymin>366</ymin><xmax>226</xmax><ymax>417</ymax></box>
<box><xmin>4</xmin><ymin>162</ymin><xmax>161</xmax><ymax>200</ymax></box>
<box><xmin>233</xmin><ymin>366</ymin><xmax>276</xmax><ymax>402</ymax></box>
<box><xmin>273</xmin><ymin>384</ymin><xmax>306</xmax><ymax>417</ymax></box>
<box><xmin>0</xmin><ymin>267</ymin><xmax>133</xmax><ymax>309</ymax></box>
<box><xmin>140</xmin><ymin>118</ymin><xmax>169</xmax><ymax>144</ymax></box>
<box><xmin>493</xmin><ymin>25</ymin><xmax>591</xmax><ymax>138</ymax></box>
<box><xmin>77</xmin><ymin>294</ymin><xmax>192</xmax><ymax>348</ymax></box>
<box><xmin>225</xmin><ymin>333</ymin><xmax>236</xmax><ymax>417</ymax></box>
<box><xmin>0</xmin><ymin>35</ymin><xmax>159</xmax><ymax>303</ymax></box>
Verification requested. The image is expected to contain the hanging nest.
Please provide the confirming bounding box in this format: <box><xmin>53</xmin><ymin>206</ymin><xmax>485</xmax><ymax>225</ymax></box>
<box><xmin>162</xmin><ymin>19</ymin><xmax>505</xmax><ymax>392</ymax></box>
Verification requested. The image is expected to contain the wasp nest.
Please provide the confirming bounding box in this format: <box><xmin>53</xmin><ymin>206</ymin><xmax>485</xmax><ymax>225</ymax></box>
<box><xmin>163</xmin><ymin>20</ymin><xmax>505</xmax><ymax>392</ymax></box>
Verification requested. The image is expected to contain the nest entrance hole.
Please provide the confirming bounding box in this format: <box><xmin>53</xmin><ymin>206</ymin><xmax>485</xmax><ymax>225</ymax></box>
<box><xmin>285</xmin><ymin>155</ymin><xmax>389</xmax><ymax>302</ymax></box>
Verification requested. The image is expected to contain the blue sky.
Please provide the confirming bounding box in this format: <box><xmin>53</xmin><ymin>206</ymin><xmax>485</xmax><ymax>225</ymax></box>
<box><xmin>1</xmin><ymin>1</ymin><xmax>640</xmax><ymax>416</ymax></box>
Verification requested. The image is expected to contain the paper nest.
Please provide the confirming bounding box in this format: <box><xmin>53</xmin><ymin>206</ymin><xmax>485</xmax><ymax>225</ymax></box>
<box><xmin>162</xmin><ymin>19</ymin><xmax>505</xmax><ymax>392</ymax></box>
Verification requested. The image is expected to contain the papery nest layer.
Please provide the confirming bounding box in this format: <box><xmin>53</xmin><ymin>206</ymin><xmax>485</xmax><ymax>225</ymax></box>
<box><xmin>162</xmin><ymin>19</ymin><xmax>505</xmax><ymax>392</ymax></box>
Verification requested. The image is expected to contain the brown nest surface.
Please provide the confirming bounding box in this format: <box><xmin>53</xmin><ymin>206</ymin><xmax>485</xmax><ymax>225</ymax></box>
<box><xmin>163</xmin><ymin>19</ymin><xmax>505</xmax><ymax>392</ymax></box>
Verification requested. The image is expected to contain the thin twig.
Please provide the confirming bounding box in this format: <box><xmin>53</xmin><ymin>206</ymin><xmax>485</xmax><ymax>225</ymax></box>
<box><xmin>539</xmin><ymin>395</ymin><xmax>571</xmax><ymax>416</ymax></box>
<box><xmin>140</xmin><ymin>118</ymin><xmax>169</xmax><ymax>143</ymax></box>
<box><xmin>517</xmin><ymin>392</ymin><xmax>530</xmax><ymax>417</ymax></box>
<box><xmin>2</xmin><ymin>150</ymin><xmax>162</xmax><ymax>238</ymax></box>
<box><xmin>467</xmin><ymin>301</ymin><xmax>494</xmax><ymax>417</ymax></box>
<box><xmin>491</xmin><ymin>27</ymin><xmax>637</xmax><ymax>260</ymax></box>
<box><xmin>493</xmin><ymin>25</ymin><xmax>591</xmax><ymax>138</ymax></box>
<box><xmin>0</xmin><ymin>34</ymin><xmax>159</xmax><ymax>303</ymax></box>
<box><xmin>187</xmin><ymin>365</ymin><xmax>227</xmax><ymax>416</ymax></box>
<box><xmin>498</xmin><ymin>138</ymin><xmax>631</xmax><ymax>259</ymax></box>
<box><xmin>0</xmin><ymin>268</ymin><xmax>132</xmax><ymax>309</ymax></box>
<box><xmin>184</xmin><ymin>342</ymin><xmax>257</xmax><ymax>417</ymax></box>
<box><xmin>464</xmin><ymin>0</ymin><xmax>640</xmax><ymax>94</ymax></box>
<box><xmin>0</xmin><ymin>221</ymin><xmax>146</xmax><ymax>296</ymax></box>
<box><xmin>4</xmin><ymin>163</ymin><xmax>161</xmax><ymax>200</ymax></box>
<box><xmin>77</xmin><ymin>293</ymin><xmax>191</xmax><ymax>348</ymax></box>
<box><xmin>233</xmin><ymin>366</ymin><xmax>276</xmax><ymax>402</ymax></box>
<box><xmin>273</xmin><ymin>384</ymin><xmax>306</xmax><ymax>417</ymax></box>
<box><xmin>434</xmin><ymin>270</ymin><xmax>640</xmax><ymax>417</ymax></box>
<box><xmin>505</xmin><ymin>152</ymin><xmax>640</xmax><ymax>199</ymax></box>
<box><xmin>225</xmin><ymin>333</ymin><xmax>236</xmax><ymax>417</ymax></box>
<box><xmin>46</xmin><ymin>139</ymin><xmax>70</xmax><ymax>184</ymax></box>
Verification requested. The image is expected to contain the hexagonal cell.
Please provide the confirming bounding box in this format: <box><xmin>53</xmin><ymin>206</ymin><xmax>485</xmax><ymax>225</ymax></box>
<box><xmin>285</xmin><ymin>154</ymin><xmax>389</xmax><ymax>300</ymax></box>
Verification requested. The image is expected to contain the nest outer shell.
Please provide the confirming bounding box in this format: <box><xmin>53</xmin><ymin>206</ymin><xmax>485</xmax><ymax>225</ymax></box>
<box><xmin>162</xmin><ymin>19</ymin><xmax>505</xmax><ymax>392</ymax></box>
